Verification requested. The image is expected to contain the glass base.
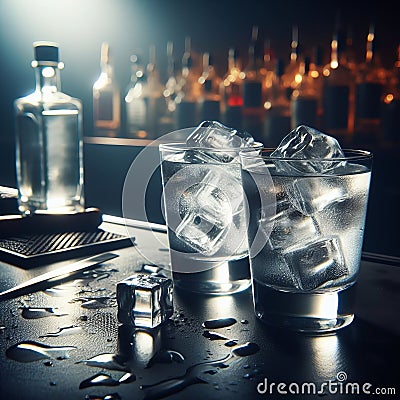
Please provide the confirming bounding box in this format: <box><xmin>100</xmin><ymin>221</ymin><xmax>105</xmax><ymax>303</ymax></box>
<box><xmin>253</xmin><ymin>280</ymin><xmax>357</xmax><ymax>333</ymax></box>
<box><xmin>172</xmin><ymin>257</ymin><xmax>251</xmax><ymax>295</ymax></box>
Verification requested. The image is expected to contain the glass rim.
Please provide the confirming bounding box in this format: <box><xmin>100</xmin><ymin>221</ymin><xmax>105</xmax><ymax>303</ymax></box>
<box><xmin>239</xmin><ymin>148</ymin><xmax>373</xmax><ymax>162</ymax></box>
<box><xmin>159</xmin><ymin>141</ymin><xmax>263</xmax><ymax>153</ymax></box>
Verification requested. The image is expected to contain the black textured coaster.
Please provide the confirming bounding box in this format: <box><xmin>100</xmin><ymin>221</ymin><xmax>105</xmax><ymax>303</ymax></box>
<box><xmin>0</xmin><ymin>229</ymin><xmax>133</xmax><ymax>268</ymax></box>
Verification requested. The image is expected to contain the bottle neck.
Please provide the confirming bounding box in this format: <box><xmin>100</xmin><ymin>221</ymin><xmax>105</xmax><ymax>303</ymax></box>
<box><xmin>34</xmin><ymin>65</ymin><xmax>61</xmax><ymax>94</ymax></box>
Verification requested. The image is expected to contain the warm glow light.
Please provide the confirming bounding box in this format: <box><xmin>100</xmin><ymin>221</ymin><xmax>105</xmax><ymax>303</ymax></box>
<box><xmin>239</xmin><ymin>71</ymin><xmax>246</xmax><ymax>79</ymax></box>
<box><xmin>264</xmin><ymin>101</ymin><xmax>271</xmax><ymax>110</ymax></box>
<box><xmin>323</xmin><ymin>68</ymin><xmax>330</xmax><ymax>77</ymax></box>
<box><xmin>384</xmin><ymin>93</ymin><xmax>394</xmax><ymax>104</ymax></box>
<box><xmin>330</xmin><ymin>60</ymin><xmax>338</xmax><ymax>69</ymax></box>
<box><xmin>294</xmin><ymin>73</ymin><xmax>302</xmax><ymax>84</ymax></box>
<box><xmin>310</xmin><ymin>70</ymin><xmax>319</xmax><ymax>78</ymax></box>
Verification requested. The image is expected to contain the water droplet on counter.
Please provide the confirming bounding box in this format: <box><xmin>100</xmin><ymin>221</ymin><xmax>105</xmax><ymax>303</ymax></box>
<box><xmin>73</xmin><ymin>296</ymin><xmax>115</xmax><ymax>309</ymax></box>
<box><xmin>6</xmin><ymin>341</ymin><xmax>76</xmax><ymax>362</ymax></box>
<box><xmin>240</xmin><ymin>319</ymin><xmax>249</xmax><ymax>324</ymax></box>
<box><xmin>80</xmin><ymin>315</ymin><xmax>88</xmax><ymax>321</ymax></box>
<box><xmin>0</xmin><ymin>326</ymin><xmax>5</xmax><ymax>331</ymax></box>
<box><xmin>20</xmin><ymin>307</ymin><xmax>67</xmax><ymax>319</ymax></box>
<box><xmin>231</xmin><ymin>342</ymin><xmax>260</xmax><ymax>357</ymax></box>
<box><xmin>224</xmin><ymin>340</ymin><xmax>238</xmax><ymax>347</ymax></box>
<box><xmin>146</xmin><ymin>349</ymin><xmax>185</xmax><ymax>368</ymax></box>
<box><xmin>79</xmin><ymin>373</ymin><xmax>120</xmax><ymax>389</ymax></box>
<box><xmin>76</xmin><ymin>353</ymin><xmax>129</xmax><ymax>372</ymax></box>
<box><xmin>202</xmin><ymin>318</ymin><xmax>237</xmax><ymax>329</ymax></box>
<box><xmin>140</xmin><ymin>264</ymin><xmax>162</xmax><ymax>274</ymax></box>
<box><xmin>44</xmin><ymin>280</ymin><xmax>82</xmax><ymax>297</ymax></box>
<box><xmin>39</xmin><ymin>325</ymin><xmax>83</xmax><ymax>338</ymax></box>
<box><xmin>49</xmin><ymin>381</ymin><xmax>57</xmax><ymax>386</ymax></box>
<box><xmin>44</xmin><ymin>361</ymin><xmax>53</xmax><ymax>367</ymax></box>
<box><xmin>202</xmin><ymin>331</ymin><xmax>230</xmax><ymax>341</ymax></box>
<box><xmin>203</xmin><ymin>369</ymin><xmax>218</xmax><ymax>375</ymax></box>
<box><xmin>85</xmin><ymin>393</ymin><xmax>122</xmax><ymax>400</ymax></box>
<box><xmin>119</xmin><ymin>372</ymin><xmax>136</xmax><ymax>384</ymax></box>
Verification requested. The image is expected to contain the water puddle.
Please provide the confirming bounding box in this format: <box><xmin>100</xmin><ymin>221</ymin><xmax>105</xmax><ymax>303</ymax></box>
<box><xmin>146</xmin><ymin>349</ymin><xmax>185</xmax><ymax>368</ymax></box>
<box><xmin>140</xmin><ymin>342</ymin><xmax>259</xmax><ymax>400</ymax></box>
<box><xmin>76</xmin><ymin>353</ymin><xmax>129</xmax><ymax>372</ymax></box>
<box><xmin>39</xmin><ymin>325</ymin><xmax>83</xmax><ymax>338</ymax></box>
<box><xmin>202</xmin><ymin>330</ymin><xmax>233</xmax><ymax>341</ymax></box>
<box><xmin>84</xmin><ymin>393</ymin><xmax>121</xmax><ymax>400</ymax></box>
<box><xmin>6</xmin><ymin>341</ymin><xmax>76</xmax><ymax>362</ymax></box>
<box><xmin>79</xmin><ymin>373</ymin><xmax>120</xmax><ymax>389</ymax></box>
<box><xmin>20</xmin><ymin>307</ymin><xmax>68</xmax><ymax>319</ymax></box>
<box><xmin>202</xmin><ymin>318</ymin><xmax>237</xmax><ymax>329</ymax></box>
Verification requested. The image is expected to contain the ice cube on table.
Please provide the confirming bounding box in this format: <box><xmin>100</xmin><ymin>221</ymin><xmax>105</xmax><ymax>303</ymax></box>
<box><xmin>185</xmin><ymin>120</ymin><xmax>255</xmax><ymax>163</ymax></box>
<box><xmin>282</xmin><ymin>236</ymin><xmax>348</xmax><ymax>290</ymax></box>
<box><xmin>271</xmin><ymin>125</ymin><xmax>346</xmax><ymax>174</ymax></box>
<box><xmin>117</xmin><ymin>274</ymin><xmax>173</xmax><ymax>329</ymax></box>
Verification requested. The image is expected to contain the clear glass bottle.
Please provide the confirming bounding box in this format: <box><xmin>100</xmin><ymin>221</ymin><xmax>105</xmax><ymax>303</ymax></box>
<box><xmin>290</xmin><ymin>56</ymin><xmax>319</xmax><ymax>129</ymax></box>
<box><xmin>174</xmin><ymin>37</ymin><xmax>201</xmax><ymax>129</ymax></box>
<box><xmin>354</xmin><ymin>24</ymin><xmax>387</xmax><ymax>140</ymax></box>
<box><xmin>220</xmin><ymin>47</ymin><xmax>244</xmax><ymax>128</ymax></box>
<box><xmin>322</xmin><ymin>29</ymin><xmax>355</xmax><ymax>143</ymax></box>
<box><xmin>93</xmin><ymin>42</ymin><xmax>121</xmax><ymax>137</ymax></box>
<box><xmin>198</xmin><ymin>52</ymin><xmax>222</xmax><ymax>121</ymax></box>
<box><xmin>14</xmin><ymin>41</ymin><xmax>84</xmax><ymax>214</ymax></box>
<box><xmin>124</xmin><ymin>54</ymin><xmax>149</xmax><ymax>138</ymax></box>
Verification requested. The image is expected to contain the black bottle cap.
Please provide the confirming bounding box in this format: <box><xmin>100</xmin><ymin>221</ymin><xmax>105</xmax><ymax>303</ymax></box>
<box><xmin>33</xmin><ymin>41</ymin><xmax>59</xmax><ymax>62</ymax></box>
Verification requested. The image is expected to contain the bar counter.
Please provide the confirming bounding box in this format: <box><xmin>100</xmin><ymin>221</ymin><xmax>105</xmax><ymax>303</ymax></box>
<box><xmin>0</xmin><ymin>215</ymin><xmax>399</xmax><ymax>399</ymax></box>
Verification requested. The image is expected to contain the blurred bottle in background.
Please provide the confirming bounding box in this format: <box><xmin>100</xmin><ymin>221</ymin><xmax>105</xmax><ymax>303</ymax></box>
<box><xmin>309</xmin><ymin>45</ymin><xmax>325</xmax><ymax>124</ymax></box>
<box><xmin>282</xmin><ymin>25</ymin><xmax>302</xmax><ymax>101</ymax></box>
<box><xmin>174</xmin><ymin>37</ymin><xmax>201</xmax><ymax>129</ymax></box>
<box><xmin>220</xmin><ymin>47</ymin><xmax>244</xmax><ymax>129</ymax></box>
<box><xmin>93</xmin><ymin>42</ymin><xmax>121</xmax><ymax>137</ymax></box>
<box><xmin>14</xmin><ymin>41</ymin><xmax>84</xmax><ymax>214</ymax></box>
<box><xmin>264</xmin><ymin>58</ymin><xmax>291</xmax><ymax>146</ymax></box>
<box><xmin>290</xmin><ymin>56</ymin><xmax>319</xmax><ymax>129</ymax></box>
<box><xmin>159</xmin><ymin>41</ymin><xmax>178</xmax><ymax>134</ymax></box>
<box><xmin>198</xmin><ymin>52</ymin><xmax>222</xmax><ymax>122</ymax></box>
<box><xmin>242</xmin><ymin>25</ymin><xmax>265</xmax><ymax>141</ymax></box>
<box><xmin>380</xmin><ymin>43</ymin><xmax>400</xmax><ymax>145</ymax></box>
<box><xmin>145</xmin><ymin>45</ymin><xmax>166</xmax><ymax>138</ymax></box>
<box><xmin>322</xmin><ymin>27</ymin><xmax>355</xmax><ymax>144</ymax></box>
<box><xmin>354</xmin><ymin>24</ymin><xmax>387</xmax><ymax>143</ymax></box>
<box><xmin>124</xmin><ymin>53</ymin><xmax>148</xmax><ymax>138</ymax></box>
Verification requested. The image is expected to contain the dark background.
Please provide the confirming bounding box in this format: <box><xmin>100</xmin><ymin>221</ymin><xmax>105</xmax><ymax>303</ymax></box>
<box><xmin>1</xmin><ymin>0</ymin><xmax>399</xmax><ymax>165</ymax></box>
<box><xmin>0</xmin><ymin>0</ymin><xmax>399</xmax><ymax>256</ymax></box>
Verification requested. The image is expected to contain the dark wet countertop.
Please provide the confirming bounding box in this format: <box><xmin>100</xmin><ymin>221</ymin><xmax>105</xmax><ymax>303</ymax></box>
<box><xmin>0</xmin><ymin>217</ymin><xmax>399</xmax><ymax>400</ymax></box>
